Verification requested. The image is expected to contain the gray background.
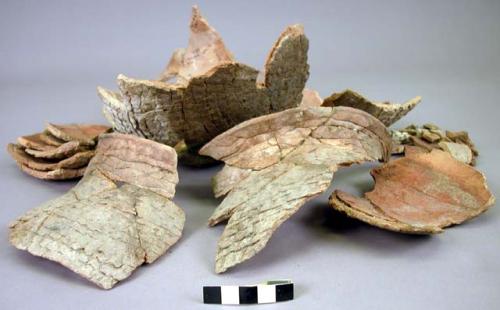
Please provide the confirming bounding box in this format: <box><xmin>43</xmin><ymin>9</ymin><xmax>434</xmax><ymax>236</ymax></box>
<box><xmin>1</xmin><ymin>0</ymin><xmax>499</xmax><ymax>309</ymax></box>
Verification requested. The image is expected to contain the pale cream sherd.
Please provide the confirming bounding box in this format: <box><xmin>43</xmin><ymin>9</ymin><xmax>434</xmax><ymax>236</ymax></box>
<box><xmin>97</xmin><ymin>6</ymin><xmax>309</xmax><ymax>161</ymax></box>
<box><xmin>9</xmin><ymin>133</ymin><xmax>185</xmax><ymax>289</ymax></box>
<box><xmin>200</xmin><ymin>106</ymin><xmax>393</xmax><ymax>273</ymax></box>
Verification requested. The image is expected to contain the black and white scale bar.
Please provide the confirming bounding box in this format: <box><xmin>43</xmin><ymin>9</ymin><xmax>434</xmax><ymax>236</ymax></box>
<box><xmin>203</xmin><ymin>280</ymin><xmax>294</xmax><ymax>305</ymax></box>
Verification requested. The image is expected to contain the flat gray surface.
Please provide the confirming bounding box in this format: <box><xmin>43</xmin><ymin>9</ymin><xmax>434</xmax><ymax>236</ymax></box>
<box><xmin>1</xmin><ymin>1</ymin><xmax>499</xmax><ymax>309</ymax></box>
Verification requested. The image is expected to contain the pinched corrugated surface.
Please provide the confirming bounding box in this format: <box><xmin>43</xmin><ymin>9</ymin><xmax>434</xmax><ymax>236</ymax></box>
<box><xmin>212</xmin><ymin>165</ymin><xmax>252</xmax><ymax>198</ymax></box>
<box><xmin>9</xmin><ymin>133</ymin><xmax>184</xmax><ymax>289</ymax></box>
<box><xmin>322</xmin><ymin>89</ymin><xmax>421</xmax><ymax>126</ymax></box>
<box><xmin>200</xmin><ymin>106</ymin><xmax>392</xmax><ymax>273</ymax></box>
<box><xmin>329</xmin><ymin>150</ymin><xmax>494</xmax><ymax>234</ymax></box>
<box><xmin>214</xmin><ymin>163</ymin><xmax>333</xmax><ymax>272</ymax></box>
<box><xmin>98</xmin><ymin>7</ymin><xmax>309</xmax><ymax>152</ymax></box>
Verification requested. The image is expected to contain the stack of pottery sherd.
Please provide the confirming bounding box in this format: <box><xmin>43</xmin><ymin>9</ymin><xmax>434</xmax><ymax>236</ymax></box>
<box><xmin>7</xmin><ymin>123</ymin><xmax>110</xmax><ymax>180</ymax></box>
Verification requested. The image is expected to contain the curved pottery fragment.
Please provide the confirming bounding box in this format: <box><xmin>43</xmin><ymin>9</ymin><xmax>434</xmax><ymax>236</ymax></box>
<box><xmin>8</xmin><ymin>144</ymin><xmax>94</xmax><ymax>171</ymax></box>
<box><xmin>17</xmin><ymin>132</ymin><xmax>62</xmax><ymax>151</ymax></box>
<box><xmin>18</xmin><ymin>164</ymin><xmax>87</xmax><ymax>180</ymax></box>
<box><xmin>322</xmin><ymin>89</ymin><xmax>421</xmax><ymax>126</ymax></box>
<box><xmin>7</xmin><ymin>123</ymin><xmax>110</xmax><ymax>180</ymax></box>
<box><xmin>97</xmin><ymin>6</ymin><xmax>309</xmax><ymax>156</ymax></box>
<box><xmin>329</xmin><ymin>150</ymin><xmax>494</xmax><ymax>234</ymax></box>
<box><xmin>200</xmin><ymin>106</ymin><xmax>392</xmax><ymax>273</ymax></box>
<box><xmin>24</xmin><ymin>140</ymin><xmax>83</xmax><ymax>159</ymax></box>
<box><xmin>9</xmin><ymin>133</ymin><xmax>185</xmax><ymax>289</ymax></box>
<box><xmin>45</xmin><ymin>123</ymin><xmax>110</xmax><ymax>146</ymax></box>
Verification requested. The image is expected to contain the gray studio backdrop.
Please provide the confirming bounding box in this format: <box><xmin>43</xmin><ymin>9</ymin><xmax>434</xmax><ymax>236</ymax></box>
<box><xmin>1</xmin><ymin>1</ymin><xmax>499</xmax><ymax>309</ymax></box>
